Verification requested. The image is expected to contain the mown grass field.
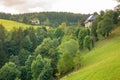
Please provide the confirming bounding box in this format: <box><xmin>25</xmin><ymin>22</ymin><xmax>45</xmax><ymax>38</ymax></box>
<box><xmin>0</xmin><ymin>19</ymin><xmax>40</xmax><ymax>31</ymax></box>
<box><xmin>61</xmin><ymin>27</ymin><xmax>120</xmax><ymax>80</ymax></box>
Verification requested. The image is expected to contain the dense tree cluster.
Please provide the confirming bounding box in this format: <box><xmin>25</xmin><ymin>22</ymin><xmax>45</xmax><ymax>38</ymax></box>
<box><xmin>0</xmin><ymin>9</ymin><xmax>119</xmax><ymax>80</ymax></box>
<box><xmin>91</xmin><ymin>10</ymin><xmax>119</xmax><ymax>39</ymax></box>
<box><xmin>0</xmin><ymin>12</ymin><xmax>89</xmax><ymax>27</ymax></box>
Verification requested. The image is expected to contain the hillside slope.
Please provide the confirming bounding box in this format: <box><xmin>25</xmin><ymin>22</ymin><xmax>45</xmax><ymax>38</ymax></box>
<box><xmin>0</xmin><ymin>19</ymin><xmax>36</xmax><ymax>31</ymax></box>
<box><xmin>61</xmin><ymin>27</ymin><xmax>120</xmax><ymax>80</ymax></box>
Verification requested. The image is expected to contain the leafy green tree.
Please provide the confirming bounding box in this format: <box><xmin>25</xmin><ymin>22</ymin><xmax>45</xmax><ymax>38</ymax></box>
<box><xmin>0</xmin><ymin>62</ymin><xmax>21</xmax><ymax>80</ymax></box>
<box><xmin>57</xmin><ymin>51</ymin><xmax>74</xmax><ymax>74</ymax></box>
<box><xmin>78</xmin><ymin>29</ymin><xmax>90</xmax><ymax>49</ymax></box>
<box><xmin>28</xmin><ymin>27</ymin><xmax>38</xmax><ymax>51</ymax></box>
<box><xmin>59</xmin><ymin>22</ymin><xmax>66</xmax><ymax>29</ymax></box>
<box><xmin>25</xmin><ymin>55</ymin><xmax>34</xmax><ymax>80</ymax></box>
<box><xmin>23</xmin><ymin>16</ymin><xmax>28</xmax><ymax>23</ymax></box>
<box><xmin>65</xmin><ymin>27</ymin><xmax>75</xmax><ymax>35</ymax></box>
<box><xmin>98</xmin><ymin>11</ymin><xmax>113</xmax><ymax>37</ymax></box>
<box><xmin>34</xmin><ymin>38</ymin><xmax>59</xmax><ymax>58</ymax></box>
<box><xmin>22</xmin><ymin>36</ymin><xmax>32</xmax><ymax>52</ymax></box>
<box><xmin>54</xmin><ymin>27</ymin><xmax>64</xmax><ymax>39</ymax></box>
<box><xmin>47</xmin><ymin>28</ymin><xmax>55</xmax><ymax>39</ymax></box>
<box><xmin>9</xmin><ymin>55</ymin><xmax>19</xmax><ymax>65</ymax></box>
<box><xmin>57</xmin><ymin>39</ymin><xmax>79</xmax><ymax>74</ymax></box>
<box><xmin>100</xmin><ymin>10</ymin><xmax>105</xmax><ymax>16</ymax></box>
<box><xmin>34</xmin><ymin>38</ymin><xmax>60</xmax><ymax>76</ymax></box>
<box><xmin>0</xmin><ymin>40</ymin><xmax>7</xmax><ymax>67</ymax></box>
<box><xmin>58</xmin><ymin>39</ymin><xmax>79</xmax><ymax>56</ymax></box>
<box><xmin>7</xmin><ymin>27</ymin><xmax>25</xmax><ymax>55</ymax></box>
<box><xmin>113</xmin><ymin>11</ymin><xmax>119</xmax><ymax>24</ymax></box>
<box><xmin>43</xmin><ymin>18</ymin><xmax>50</xmax><ymax>26</ymax></box>
<box><xmin>0</xmin><ymin>24</ymin><xmax>6</xmax><ymax>41</ymax></box>
<box><xmin>36</xmin><ymin>27</ymin><xmax>47</xmax><ymax>44</ymax></box>
<box><xmin>83</xmin><ymin>35</ymin><xmax>92</xmax><ymax>50</ymax></box>
<box><xmin>91</xmin><ymin>15</ymin><xmax>102</xmax><ymax>41</ymax></box>
<box><xmin>0</xmin><ymin>24</ymin><xmax>7</xmax><ymax>67</ymax></box>
<box><xmin>19</xmin><ymin>66</ymin><xmax>27</xmax><ymax>80</ymax></box>
<box><xmin>74</xmin><ymin>27</ymin><xmax>81</xmax><ymax>39</ymax></box>
<box><xmin>18</xmin><ymin>49</ymin><xmax>31</xmax><ymax>66</ymax></box>
<box><xmin>15</xmin><ymin>77</ymin><xmax>21</xmax><ymax>80</ymax></box>
<box><xmin>73</xmin><ymin>51</ymin><xmax>81</xmax><ymax>70</ymax></box>
<box><xmin>31</xmin><ymin>54</ymin><xmax>54</xmax><ymax>80</ymax></box>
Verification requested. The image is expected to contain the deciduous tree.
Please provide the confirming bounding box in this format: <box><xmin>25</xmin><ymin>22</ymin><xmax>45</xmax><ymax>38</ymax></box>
<box><xmin>0</xmin><ymin>62</ymin><xmax>21</xmax><ymax>80</ymax></box>
<box><xmin>31</xmin><ymin>54</ymin><xmax>54</xmax><ymax>80</ymax></box>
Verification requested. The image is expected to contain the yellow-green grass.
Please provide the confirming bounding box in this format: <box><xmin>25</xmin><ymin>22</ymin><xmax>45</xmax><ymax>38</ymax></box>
<box><xmin>61</xmin><ymin>27</ymin><xmax>120</xmax><ymax>80</ymax></box>
<box><xmin>0</xmin><ymin>19</ymin><xmax>40</xmax><ymax>31</ymax></box>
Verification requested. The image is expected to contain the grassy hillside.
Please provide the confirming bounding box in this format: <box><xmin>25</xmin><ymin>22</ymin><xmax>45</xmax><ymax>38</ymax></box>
<box><xmin>61</xmin><ymin>27</ymin><xmax>120</xmax><ymax>80</ymax></box>
<box><xmin>0</xmin><ymin>19</ymin><xmax>40</xmax><ymax>31</ymax></box>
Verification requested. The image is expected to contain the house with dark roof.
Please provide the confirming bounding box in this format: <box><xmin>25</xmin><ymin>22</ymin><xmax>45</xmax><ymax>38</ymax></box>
<box><xmin>84</xmin><ymin>14</ymin><xmax>96</xmax><ymax>28</ymax></box>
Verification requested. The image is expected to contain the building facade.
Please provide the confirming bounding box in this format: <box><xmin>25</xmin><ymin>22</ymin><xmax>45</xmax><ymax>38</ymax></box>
<box><xmin>84</xmin><ymin>14</ymin><xmax>96</xmax><ymax>28</ymax></box>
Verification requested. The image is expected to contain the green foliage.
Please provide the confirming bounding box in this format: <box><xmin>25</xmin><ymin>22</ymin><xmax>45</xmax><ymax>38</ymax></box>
<box><xmin>64</xmin><ymin>27</ymin><xmax>75</xmax><ymax>35</ymax></box>
<box><xmin>0</xmin><ymin>24</ymin><xmax>7</xmax><ymax>67</ymax></box>
<box><xmin>28</xmin><ymin>27</ymin><xmax>38</xmax><ymax>51</ymax></box>
<box><xmin>59</xmin><ymin>22</ymin><xmax>66</xmax><ymax>29</ymax></box>
<box><xmin>57</xmin><ymin>51</ymin><xmax>74</xmax><ymax>74</ymax></box>
<box><xmin>98</xmin><ymin>11</ymin><xmax>113</xmax><ymax>37</ymax></box>
<box><xmin>0</xmin><ymin>12</ymin><xmax>89</xmax><ymax>27</ymax></box>
<box><xmin>0</xmin><ymin>24</ymin><xmax>6</xmax><ymax>41</ymax></box>
<box><xmin>15</xmin><ymin>77</ymin><xmax>21</xmax><ymax>80</ymax></box>
<box><xmin>58</xmin><ymin>39</ymin><xmax>79</xmax><ymax>56</ymax></box>
<box><xmin>22</xmin><ymin>36</ymin><xmax>32</xmax><ymax>52</ymax></box>
<box><xmin>43</xmin><ymin>18</ymin><xmax>50</xmax><ymax>26</ymax></box>
<box><xmin>54</xmin><ymin>27</ymin><xmax>64</xmax><ymax>39</ymax></box>
<box><xmin>19</xmin><ymin>66</ymin><xmax>27</xmax><ymax>80</ymax></box>
<box><xmin>0</xmin><ymin>10</ymin><xmax>119</xmax><ymax>80</ymax></box>
<box><xmin>36</xmin><ymin>27</ymin><xmax>47</xmax><ymax>44</ymax></box>
<box><xmin>83</xmin><ymin>35</ymin><xmax>91</xmax><ymax>50</ymax></box>
<box><xmin>9</xmin><ymin>55</ymin><xmax>19</xmax><ymax>65</ymax></box>
<box><xmin>25</xmin><ymin>55</ymin><xmax>34</xmax><ymax>80</ymax></box>
<box><xmin>18</xmin><ymin>49</ymin><xmax>31</xmax><ymax>66</ymax></box>
<box><xmin>113</xmin><ymin>11</ymin><xmax>119</xmax><ymax>24</ymax></box>
<box><xmin>0</xmin><ymin>19</ymin><xmax>30</xmax><ymax>31</ymax></box>
<box><xmin>34</xmin><ymin>38</ymin><xmax>60</xmax><ymax>77</ymax></box>
<box><xmin>0</xmin><ymin>62</ymin><xmax>21</xmax><ymax>80</ymax></box>
<box><xmin>61</xmin><ymin>28</ymin><xmax>120</xmax><ymax>80</ymax></box>
<box><xmin>34</xmin><ymin>38</ymin><xmax>59</xmax><ymax>58</ymax></box>
<box><xmin>57</xmin><ymin>39</ymin><xmax>79</xmax><ymax>74</ymax></box>
<box><xmin>74</xmin><ymin>27</ymin><xmax>81</xmax><ymax>39</ymax></box>
<box><xmin>78</xmin><ymin>28</ymin><xmax>90</xmax><ymax>49</ymax></box>
<box><xmin>73</xmin><ymin>51</ymin><xmax>82</xmax><ymax>70</ymax></box>
<box><xmin>31</xmin><ymin>54</ymin><xmax>54</xmax><ymax>80</ymax></box>
<box><xmin>91</xmin><ymin>15</ymin><xmax>101</xmax><ymax>41</ymax></box>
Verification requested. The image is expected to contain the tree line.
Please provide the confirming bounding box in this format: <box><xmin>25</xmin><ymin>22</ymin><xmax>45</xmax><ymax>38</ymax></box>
<box><xmin>0</xmin><ymin>12</ymin><xmax>90</xmax><ymax>27</ymax></box>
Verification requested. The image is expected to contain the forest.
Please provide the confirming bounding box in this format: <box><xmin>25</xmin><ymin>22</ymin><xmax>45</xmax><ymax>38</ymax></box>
<box><xmin>0</xmin><ymin>12</ymin><xmax>90</xmax><ymax>27</ymax></box>
<box><xmin>0</xmin><ymin>8</ymin><xmax>119</xmax><ymax>80</ymax></box>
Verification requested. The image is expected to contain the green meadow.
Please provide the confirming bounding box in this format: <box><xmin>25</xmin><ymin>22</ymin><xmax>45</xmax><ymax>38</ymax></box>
<box><xmin>0</xmin><ymin>19</ymin><xmax>41</xmax><ymax>31</ymax></box>
<box><xmin>61</xmin><ymin>27</ymin><xmax>120</xmax><ymax>80</ymax></box>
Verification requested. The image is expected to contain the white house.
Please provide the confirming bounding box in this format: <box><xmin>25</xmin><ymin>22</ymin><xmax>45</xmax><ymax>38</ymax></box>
<box><xmin>84</xmin><ymin>14</ymin><xmax>96</xmax><ymax>28</ymax></box>
<box><xmin>31</xmin><ymin>19</ymin><xmax>40</xmax><ymax>25</ymax></box>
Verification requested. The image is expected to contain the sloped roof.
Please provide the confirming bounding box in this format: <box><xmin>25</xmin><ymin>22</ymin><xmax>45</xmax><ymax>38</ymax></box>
<box><xmin>85</xmin><ymin>14</ymin><xmax>96</xmax><ymax>23</ymax></box>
